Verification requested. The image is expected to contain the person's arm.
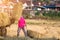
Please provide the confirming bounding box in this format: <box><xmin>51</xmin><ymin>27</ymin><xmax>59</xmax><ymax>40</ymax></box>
<box><xmin>18</xmin><ymin>19</ymin><xmax>20</xmax><ymax>27</ymax></box>
<box><xmin>24</xmin><ymin>20</ymin><xmax>27</xmax><ymax>30</ymax></box>
<box><xmin>24</xmin><ymin>19</ymin><xmax>26</xmax><ymax>26</ymax></box>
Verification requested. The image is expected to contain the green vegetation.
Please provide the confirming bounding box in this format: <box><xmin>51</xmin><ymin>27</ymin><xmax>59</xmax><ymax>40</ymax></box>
<box><xmin>38</xmin><ymin>0</ymin><xmax>51</xmax><ymax>3</ymax></box>
<box><xmin>42</xmin><ymin>11</ymin><xmax>60</xmax><ymax>20</ymax></box>
<box><xmin>24</xmin><ymin>10</ymin><xmax>60</xmax><ymax>20</ymax></box>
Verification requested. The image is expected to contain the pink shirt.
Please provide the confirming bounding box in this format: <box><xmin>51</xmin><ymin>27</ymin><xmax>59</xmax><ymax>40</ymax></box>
<box><xmin>18</xmin><ymin>17</ymin><xmax>26</xmax><ymax>28</ymax></box>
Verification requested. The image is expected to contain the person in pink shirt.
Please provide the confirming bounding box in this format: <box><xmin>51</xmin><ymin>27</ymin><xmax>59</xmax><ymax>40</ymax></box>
<box><xmin>17</xmin><ymin>16</ymin><xmax>27</xmax><ymax>37</ymax></box>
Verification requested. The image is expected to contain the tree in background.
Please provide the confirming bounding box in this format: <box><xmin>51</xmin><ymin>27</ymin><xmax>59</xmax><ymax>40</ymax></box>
<box><xmin>37</xmin><ymin>0</ymin><xmax>50</xmax><ymax>4</ymax></box>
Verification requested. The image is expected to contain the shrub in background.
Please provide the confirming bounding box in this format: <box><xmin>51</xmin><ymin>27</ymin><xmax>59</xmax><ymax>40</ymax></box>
<box><xmin>42</xmin><ymin>10</ymin><xmax>60</xmax><ymax>19</ymax></box>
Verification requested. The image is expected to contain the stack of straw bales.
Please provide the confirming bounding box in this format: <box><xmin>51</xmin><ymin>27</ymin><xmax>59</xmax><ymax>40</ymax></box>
<box><xmin>0</xmin><ymin>12</ymin><xmax>10</xmax><ymax>36</ymax></box>
<box><xmin>13</xmin><ymin>2</ymin><xmax>23</xmax><ymax>21</ymax></box>
<box><xmin>0</xmin><ymin>12</ymin><xmax>11</xmax><ymax>27</ymax></box>
<box><xmin>0</xmin><ymin>2</ymin><xmax>23</xmax><ymax>36</ymax></box>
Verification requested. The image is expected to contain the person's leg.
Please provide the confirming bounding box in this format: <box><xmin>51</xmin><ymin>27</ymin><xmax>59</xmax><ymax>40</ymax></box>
<box><xmin>17</xmin><ymin>27</ymin><xmax>21</xmax><ymax>37</ymax></box>
<box><xmin>22</xmin><ymin>27</ymin><xmax>27</xmax><ymax>37</ymax></box>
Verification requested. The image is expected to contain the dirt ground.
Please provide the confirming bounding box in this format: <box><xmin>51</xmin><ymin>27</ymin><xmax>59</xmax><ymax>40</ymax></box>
<box><xmin>6</xmin><ymin>19</ymin><xmax>60</xmax><ymax>39</ymax></box>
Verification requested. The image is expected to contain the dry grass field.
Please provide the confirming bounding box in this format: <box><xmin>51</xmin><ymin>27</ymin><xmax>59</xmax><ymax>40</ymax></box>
<box><xmin>0</xmin><ymin>19</ymin><xmax>60</xmax><ymax>40</ymax></box>
<box><xmin>26</xmin><ymin>19</ymin><xmax>60</xmax><ymax>39</ymax></box>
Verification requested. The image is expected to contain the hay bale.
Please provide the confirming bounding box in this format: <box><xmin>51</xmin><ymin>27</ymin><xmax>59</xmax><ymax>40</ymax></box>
<box><xmin>27</xmin><ymin>30</ymin><xmax>43</xmax><ymax>38</ymax></box>
<box><xmin>13</xmin><ymin>2</ymin><xmax>23</xmax><ymax>21</ymax></box>
<box><xmin>0</xmin><ymin>12</ymin><xmax>11</xmax><ymax>36</ymax></box>
<box><xmin>0</xmin><ymin>12</ymin><xmax>11</xmax><ymax>27</ymax></box>
<box><xmin>0</xmin><ymin>2</ymin><xmax>23</xmax><ymax>36</ymax></box>
<box><xmin>0</xmin><ymin>14</ymin><xmax>3</xmax><ymax>27</ymax></box>
<box><xmin>27</xmin><ymin>30</ymin><xmax>60</xmax><ymax>39</ymax></box>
